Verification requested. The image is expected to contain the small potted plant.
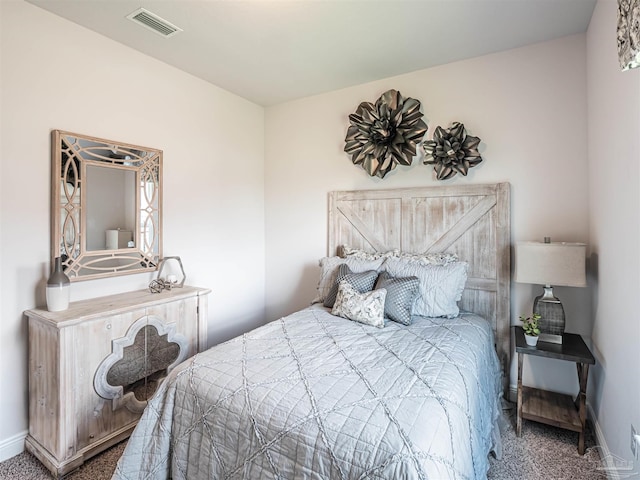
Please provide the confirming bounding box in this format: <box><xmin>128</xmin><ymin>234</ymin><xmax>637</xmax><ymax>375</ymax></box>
<box><xmin>520</xmin><ymin>313</ymin><xmax>541</xmax><ymax>347</ymax></box>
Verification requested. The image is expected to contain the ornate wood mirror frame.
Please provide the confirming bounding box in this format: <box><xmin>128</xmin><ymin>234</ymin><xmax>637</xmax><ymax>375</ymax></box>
<box><xmin>52</xmin><ymin>130</ymin><xmax>162</xmax><ymax>281</ymax></box>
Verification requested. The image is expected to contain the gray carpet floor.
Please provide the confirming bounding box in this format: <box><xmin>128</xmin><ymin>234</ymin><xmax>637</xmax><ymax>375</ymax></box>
<box><xmin>0</xmin><ymin>405</ymin><xmax>606</xmax><ymax>479</ymax></box>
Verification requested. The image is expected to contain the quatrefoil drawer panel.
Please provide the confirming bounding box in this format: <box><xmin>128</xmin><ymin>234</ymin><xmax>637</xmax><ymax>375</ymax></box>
<box><xmin>94</xmin><ymin>315</ymin><xmax>188</xmax><ymax>413</ymax></box>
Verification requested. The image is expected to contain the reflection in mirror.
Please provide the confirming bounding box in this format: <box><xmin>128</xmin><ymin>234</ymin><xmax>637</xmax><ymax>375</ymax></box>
<box><xmin>52</xmin><ymin>130</ymin><xmax>162</xmax><ymax>281</ymax></box>
<box><xmin>86</xmin><ymin>165</ymin><xmax>136</xmax><ymax>251</ymax></box>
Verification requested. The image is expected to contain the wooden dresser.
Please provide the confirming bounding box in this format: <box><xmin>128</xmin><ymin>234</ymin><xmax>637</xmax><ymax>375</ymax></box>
<box><xmin>24</xmin><ymin>286</ymin><xmax>211</xmax><ymax>478</ymax></box>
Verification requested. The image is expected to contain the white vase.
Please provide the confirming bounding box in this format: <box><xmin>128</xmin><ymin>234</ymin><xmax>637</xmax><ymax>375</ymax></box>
<box><xmin>524</xmin><ymin>334</ymin><xmax>539</xmax><ymax>347</ymax></box>
<box><xmin>46</xmin><ymin>257</ymin><xmax>70</xmax><ymax>312</ymax></box>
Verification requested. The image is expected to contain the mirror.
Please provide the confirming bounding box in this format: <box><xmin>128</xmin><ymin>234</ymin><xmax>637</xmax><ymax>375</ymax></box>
<box><xmin>52</xmin><ymin>130</ymin><xmax>162</xmax><ymax>281</ymax></box>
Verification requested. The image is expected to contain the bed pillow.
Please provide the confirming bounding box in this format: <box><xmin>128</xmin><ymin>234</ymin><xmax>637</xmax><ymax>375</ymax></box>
<box><xmin>339</xmin><ymin>245</ymin><xmax>399</xmax><ymax>260</ymax></box>
<box><xmin>313</xmin><ymin>256</ymin><xmax>385</xmax><ymax>304</ymax></box>
<box><xmin>331</xmin><ymin>280</ymin><xmax>386</xmax><ymax>328</ymax></box>
<box><xmin>395</xmin><ymin>251</ymin><xmax>459</xmax><ymax>266</ymax></box>
<box><xmin>323</xmin><ymin>264</ymin><xmax>379</xmax><ymax>308</ymax></box>
<box><xmin>383</xmin><ymin>257</ymin><xmax>468</xmax><ymax>318</ymax></box>
<box><xmin>374</xmin><ymin>271</ymin><xmax>420</xmax><ymax>326</ymax></box>
<box><xmin>341</xmin><ymin>245</ymin><xmax>458</xmax><ymax>265</ymax></box>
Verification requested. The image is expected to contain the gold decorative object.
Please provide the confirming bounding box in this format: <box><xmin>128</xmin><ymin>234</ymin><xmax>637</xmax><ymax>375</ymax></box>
<box><xmin>423</xmin><ymin>122</ymin><xmax>482</xmax><ymax>180</ymax></box>
<box><xmin>148</xmin><ymin>279</ymin><xmax>168</xmax><ymax>294</ymax></box>
<box><xmin>344</xmin><ymin>89</ymin><xmax>428</xmax><ymax>179</ymax></box>
<box><xmin>618</xmin><ymin>0</ymin><xmax>640</xmax><ymax>71</ymax></box>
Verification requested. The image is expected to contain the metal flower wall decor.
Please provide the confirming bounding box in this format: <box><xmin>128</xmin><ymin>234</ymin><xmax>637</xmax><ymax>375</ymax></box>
<box><xmin>618</xmin><ymin>0</ymin><xmax>640</xmax><ymax>71</ymax></box>
<box><xmin>344</xmin><ymin>89</ymin><xmax>428</xmax><ymax>179</ymax></box>
<box><xmin>423</xmin><ymin>122</ymin><xmax>483</xmax><ymax>180</ymax></box>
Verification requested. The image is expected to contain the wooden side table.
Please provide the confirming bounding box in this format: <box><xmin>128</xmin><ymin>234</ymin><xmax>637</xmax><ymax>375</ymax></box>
<box><xmin>515</xmin><ymin>326</ymin><xmax>595</xmax><ymax>454</ymax></box>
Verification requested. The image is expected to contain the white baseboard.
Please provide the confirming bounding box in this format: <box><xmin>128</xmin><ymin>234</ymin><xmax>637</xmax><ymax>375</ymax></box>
<box><xmin>588</xmin><ymin>404</ymin><xmax>619</xmax><ymax>480</ymax></box>
<box><xmin>508</xmin><ymin>384</ymin><xmax>517</xmax><ymax>403</ymax></box>
<box><xmin>0</xmin><ymin>430</ymin><xmax>26</xmax><ymax>463</ymax></box>
<box><xmin>588</xmin><ymin>404</ymin><xmax>640</xmax><ymax>480</ymax></box>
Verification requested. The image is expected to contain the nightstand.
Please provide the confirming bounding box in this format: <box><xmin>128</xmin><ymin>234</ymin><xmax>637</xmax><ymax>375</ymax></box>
<box><xmin>515</xmin><ymin>326</ymin><xmax>595</xmax><ymax>454</ymax></box>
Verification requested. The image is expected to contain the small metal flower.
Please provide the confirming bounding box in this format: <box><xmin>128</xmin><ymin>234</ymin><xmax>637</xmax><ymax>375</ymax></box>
<box><xmin>344</xmin><ymin>89</ymin><xmax>428</xmax><ymax>179</ymax></box>
<box><xmin>423</xmin><ymin>122</ymin><xmax>482</xmax><ymax>180</ymax></box>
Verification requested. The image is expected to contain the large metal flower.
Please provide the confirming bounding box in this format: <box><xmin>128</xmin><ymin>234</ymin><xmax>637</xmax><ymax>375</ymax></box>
<box><xmin>344</xmin><ymin>89</ymin><xmax>428</xmax><ymax>179</ymax></box>
<box><xmin>423</xmin><ymin>122</ymin><xmax>482</xmax><ymax>180</ymax></box>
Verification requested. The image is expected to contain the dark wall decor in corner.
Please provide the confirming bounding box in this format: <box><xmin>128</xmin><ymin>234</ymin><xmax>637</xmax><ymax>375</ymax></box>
<box><xmin>423</xmin><ymin>122</ymin><xmax>483</xmax><ymax>180</ymax></box>
<box><xmin>344</xmin><ymin>89</ymin><xmax>428</xmax><ymax>179</ymax></box>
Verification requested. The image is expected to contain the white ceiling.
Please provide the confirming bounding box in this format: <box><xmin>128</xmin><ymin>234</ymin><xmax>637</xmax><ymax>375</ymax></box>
<box><xmin>26</xmin><ymin>0</ymin><xmax>597</xmax><ymax>106</ymax></box>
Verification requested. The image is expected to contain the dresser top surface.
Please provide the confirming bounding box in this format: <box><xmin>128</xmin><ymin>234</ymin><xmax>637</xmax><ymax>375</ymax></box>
<box><xmin>25</xmin><ymin>286</ymin><xmax>211</xmax><ymax>327</ymax></box>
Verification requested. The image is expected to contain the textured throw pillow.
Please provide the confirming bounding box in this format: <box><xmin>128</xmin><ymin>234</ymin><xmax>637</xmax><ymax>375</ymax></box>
<box><xmin>323</xmin><ymin>264</ymin><xmax>379</xmax><ymax>308</ymax></box>
<box><xmin>313</xmin><ymin>256</ymin><xmax>385</xmax><ymax>304</ymax></box>
<box><xmin>384</xmin><ymin>257</ymin><xmax>468</xmax><ymax>318</ymax></box>
<box><xmin>339</xmin><ymin>245</ymin><xmax>399</xmax><ymax>260</ymax></box>
<box><xmin>395</xmin><ymin>251</ymin><xmax>459</xmax><ymax>266</ymax></box>
<box><xmin>341</xmin><ymin>245</ymin><xmax>458</xmax><ymax>265</ymax></box>
<box><xmin>374</xmin><ymin>271</ymin><xmax>420</xmax><ymax>325</ymax></box>
<box><xmin>331</xmin><ymin>280</ymin><xmax>387</xmax><ymax>328</ymax></box>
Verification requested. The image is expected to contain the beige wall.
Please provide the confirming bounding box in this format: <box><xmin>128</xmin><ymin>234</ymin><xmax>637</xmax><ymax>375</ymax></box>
<box><xmin>0</xmin><ymin>0</ymin><xmax>265</xmax><ymax>457</ymax></box>
<box><xmin>587</xmin><ymin>0</ymin><xmax>640</xmax><ymax>470</ymax></box>
<box><xmin>265</xmin><ymin>34</ymin><xmax>591</xmax><ymax>396</ymax></box>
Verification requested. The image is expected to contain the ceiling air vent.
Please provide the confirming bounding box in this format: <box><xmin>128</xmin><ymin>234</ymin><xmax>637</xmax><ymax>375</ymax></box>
<box><xmin>126</xmin><ymin>8</ymin><xmax>183</xmax><ymax>38</ymax></box>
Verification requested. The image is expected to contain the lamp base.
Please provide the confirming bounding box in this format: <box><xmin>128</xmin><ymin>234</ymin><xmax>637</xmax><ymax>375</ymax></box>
<box><xmin>533</xmin><ymin>286</ymin><xmax>565</xmax><ymax>344</ymax></box>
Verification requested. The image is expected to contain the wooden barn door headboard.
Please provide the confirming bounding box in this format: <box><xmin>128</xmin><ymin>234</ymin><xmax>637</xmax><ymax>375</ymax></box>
<box><xmin>328</xmin><ymin>183</ymin><xmax>511</xmax><ymax>394</ymax></box>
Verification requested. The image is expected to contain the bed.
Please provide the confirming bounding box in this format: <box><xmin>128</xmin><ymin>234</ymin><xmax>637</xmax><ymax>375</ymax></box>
<box><xmin>113</xmin><ymin>183</ymin><xmax>511</xmax><ymax>480</ymax></box>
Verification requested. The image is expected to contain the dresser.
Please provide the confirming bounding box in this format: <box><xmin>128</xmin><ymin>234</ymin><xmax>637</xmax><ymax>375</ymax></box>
<box><xmin>24</xmin><ymin>286</ymin><xmax>211</xmax><ymax>478</ymax></box>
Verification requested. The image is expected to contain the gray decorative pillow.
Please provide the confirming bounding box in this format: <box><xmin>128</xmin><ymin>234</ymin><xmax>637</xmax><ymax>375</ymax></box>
<box><xmin>331</xmin><ymin>280</ymin><xmax>387</xmax><ymax>328</ymax></box>
<box><xmin>313</xmin><ymin>256</ymin><xmax>385</xmax><ymax>304</ymax></box>
<box><xmin>374</xmin><ymin>271</ymin><xmax>420</xmax><ymax>325</ymax></box>
<box><xmin>323</xmin><ymin>264</ymin><xmax>379</xmax><ymax>308</ymax></box>
<box><xmin>384</xmin><ymin>257</ymin><xmax>468</xmax><ymax>318</ymax></box>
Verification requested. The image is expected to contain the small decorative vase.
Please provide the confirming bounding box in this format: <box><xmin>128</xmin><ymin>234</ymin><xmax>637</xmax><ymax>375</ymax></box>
<box><xmin>524</xmin><ymin>334</ymin><xmax>539</xmax><ymax>347</ymax></box>
<box><xmin>46</xmin><ymin>257</ymin><xmax>70</xmax><ymax>312</ymax></box>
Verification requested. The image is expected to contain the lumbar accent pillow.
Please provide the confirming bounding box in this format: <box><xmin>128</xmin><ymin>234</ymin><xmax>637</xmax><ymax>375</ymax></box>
<box><xmin>383</xmin><ymin>257</ymin><xmax>468</xmax><ymax>318</ymax></box>
<box><xmin>339</xmin><ymin>245</ymin><xmax>400</xmax><ymax>260</ymax></box>
<box><xmin>340</xmin><ymin>245</ymin><xmax>459</xmax><ymax>265</ymax></box>
<box><xmin>331</xmin><ymin>280</ymin><xmax>386</xmax><ymax>328</ymax></box>
<box><xmin>374</xmin><ymin>271</ymin><xmax>420</xmax><ymax>325</ymax></box>
<box><xmin>323</xmin><ymin>263</ymin><xmax>379</xmax><ymax>308</ymax></box>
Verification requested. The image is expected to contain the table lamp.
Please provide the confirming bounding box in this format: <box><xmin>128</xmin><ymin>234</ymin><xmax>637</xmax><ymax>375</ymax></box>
<box><xmin>514</xmin><ymin>237</ymin><xmax>587</xmax><ymax>344</ymax></box>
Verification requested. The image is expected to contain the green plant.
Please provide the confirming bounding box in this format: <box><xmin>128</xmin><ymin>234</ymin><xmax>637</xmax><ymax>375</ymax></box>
<box><xmin>519</xmin><ymin>313</ymin><xmax>541</xmax><ymax>336</ymax></box>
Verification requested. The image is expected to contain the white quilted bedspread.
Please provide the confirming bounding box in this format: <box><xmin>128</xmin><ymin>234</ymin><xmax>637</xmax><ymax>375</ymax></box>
<box><xmin>112</xmin><ymin>304</ymin><xmax>502</xmax><ymax>480</ymax></box>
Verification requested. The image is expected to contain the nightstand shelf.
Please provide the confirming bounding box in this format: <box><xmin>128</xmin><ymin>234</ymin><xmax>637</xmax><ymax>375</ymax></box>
<box><xmin>520</xmin><ymin>386</ymin><xmax>582</xmax><ymax>432</ymax></box>
<box><xmin>515</xmin><ymin>326</ymin><xmax>595</xmax><ymax>455</ymax></box>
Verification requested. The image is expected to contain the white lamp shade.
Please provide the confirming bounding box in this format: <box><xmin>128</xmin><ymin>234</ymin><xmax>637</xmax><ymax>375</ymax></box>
<box><xmin>514</xmin><ymin>241</ymin><xmax>587</xmax><ymax>287</ymax></box>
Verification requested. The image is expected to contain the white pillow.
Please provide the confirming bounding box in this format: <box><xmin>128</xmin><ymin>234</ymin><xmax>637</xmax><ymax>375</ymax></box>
<box><xmin>313</xmin><ymin>256</ymin><xmax>385</xmax><ymax>304</ymax></box>
<box><xmin>383</xmin><ymin>257</ymin><xmax>468</xmax><ymax>318</ymax></box>
<box><xmin>331</xmin><ymin>280</ymin><xmax>387</xmax><ymax>328</ymax></box>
